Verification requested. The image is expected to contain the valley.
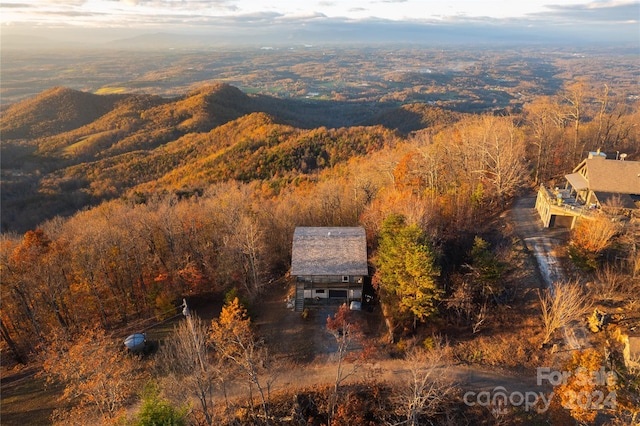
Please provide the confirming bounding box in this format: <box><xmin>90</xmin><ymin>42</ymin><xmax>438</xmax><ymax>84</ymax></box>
<box><xmin>3</xmin><ymin>45</ymin><xmax>637</xmax><ymax>111</ymax></box>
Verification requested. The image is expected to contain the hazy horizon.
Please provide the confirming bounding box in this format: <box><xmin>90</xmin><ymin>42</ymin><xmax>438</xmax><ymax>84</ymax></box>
<box><xmin>1</xmin><ymin>0</ymin><xmax>638</xmax><ymax>50</ymax></box>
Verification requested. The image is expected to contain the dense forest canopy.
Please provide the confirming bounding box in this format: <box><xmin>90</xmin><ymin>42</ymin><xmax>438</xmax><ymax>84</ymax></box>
<box><xmin>2</xmin><ymin>76</ymin><xmax>639</xmax><ymax>356</ymax></box>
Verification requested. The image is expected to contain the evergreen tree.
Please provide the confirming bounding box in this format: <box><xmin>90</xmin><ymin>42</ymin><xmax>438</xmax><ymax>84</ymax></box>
<box><xmin>470</xmin><ymin>236</ymin><xmax>505</xmax><ymax>300</ymax></box>
<box><xmin>375</xmin><ymin>214</ymin><xmax>442</xmax><ymax>330</ymax></box>
<box><xmin>134</xmin><ymin>382</ymin><xmax>187</xmax><ymax>426</ymax></box>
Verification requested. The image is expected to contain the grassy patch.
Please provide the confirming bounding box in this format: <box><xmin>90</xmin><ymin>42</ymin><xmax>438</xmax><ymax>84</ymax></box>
<box><xmin>61</xmin><ymin>137</ymin><xmax>93</xmax><ymax>156</ymax></box>
<box><xmin>95</xmin><ymin>87</ymin><xmax>127</xmax><ymax>94</ymax></box>
<box><xmin>60</xmin><ymin>130</ymin><xmax>117</xmax><ymax>157</ymax></box>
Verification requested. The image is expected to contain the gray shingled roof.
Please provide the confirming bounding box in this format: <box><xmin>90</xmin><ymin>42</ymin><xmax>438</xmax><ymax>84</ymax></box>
<box><xmin>291</xmin><ymin>227</ymin><xmax>368</xmax><ymax>276</ymax></box>
<box><xmin>594</xmin><ymin>192</ymin><xmax>638</xmax><ymax>209</ymax></box>
<box><xmin>577</xmin><ymin>158</ymin><xmax>640</xmax><ymax>195</ymax></box>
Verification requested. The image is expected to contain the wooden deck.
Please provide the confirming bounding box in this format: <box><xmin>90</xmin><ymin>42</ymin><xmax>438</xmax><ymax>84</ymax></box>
<box><xmin>535</xmin><ymin>185</ymin><xmax>594</xmax><ymax>229</ymax></box>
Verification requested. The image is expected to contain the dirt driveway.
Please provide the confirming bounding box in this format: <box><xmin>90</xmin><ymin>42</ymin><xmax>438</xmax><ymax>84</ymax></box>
<box><xmin>251</xmin><ymin>273</ymin><xmax>550</xmax><ymax>398</ymax></box>
<box><xmin>508</xmin><ymin>192</ymin><xmax>590</xmax><ymax>350</ymax></box>
<box><xmin>508</xmin><ymin>193</ymin><xmax>568</xmax><ymax>241</ymax></box>
<box><xmin>253</xmin><ymin>278</ymin><xmax>384</xmax><ymax>364</ymax></box>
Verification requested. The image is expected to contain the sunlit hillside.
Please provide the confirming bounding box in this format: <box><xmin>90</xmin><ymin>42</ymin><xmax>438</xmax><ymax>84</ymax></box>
<box><xmin>1</xmin><ymin>84</ymin><xmax>458</xmax><ymax>232</ymax></box>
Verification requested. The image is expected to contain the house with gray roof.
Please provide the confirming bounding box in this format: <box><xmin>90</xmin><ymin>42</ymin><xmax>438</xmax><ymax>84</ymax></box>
<box><xmin>566</xmin><ymin>153</ymin><xmax>640</xmax><ymax>209</ymax></box>
<box><xmin>536</xmin><ymin>152</ymin><xmax>640</xmax><ymax>228</ymax></box>
<box><xmin>291</xmin><ymin>227</ymin><xmax>368</xmax><ymax>312</ymax></box>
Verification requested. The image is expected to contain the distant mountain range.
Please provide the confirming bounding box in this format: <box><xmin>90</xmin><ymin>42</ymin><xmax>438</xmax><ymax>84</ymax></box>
<box><xmin>3</xmin><ymin>16</ymin><xmax>638</xmax><ymax>52</ymax></box>
<box><xmin>1</xmin><ymin>84</ymin><xmax>455</xmax><ymax>143</ymax></box>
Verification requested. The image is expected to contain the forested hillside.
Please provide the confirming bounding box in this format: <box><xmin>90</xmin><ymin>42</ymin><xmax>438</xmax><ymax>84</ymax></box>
<box><xmin>1</xmin><ymin>87</ymin><xmax>131</xmax><ymax>140</ymax></box>
<box><xmin>2</xmin><ymin>80</ymin><xmax>640</xmax><ymax>425</ymax></box>
<box><xmin>1</xmin><ymin>84</ymin><xmax>439</xmax><ymax>232</ymax></box>
<box><xmin>4</xmin><ymin>82</ymin><xmax>638</xmax><ymax>234</ymax></box>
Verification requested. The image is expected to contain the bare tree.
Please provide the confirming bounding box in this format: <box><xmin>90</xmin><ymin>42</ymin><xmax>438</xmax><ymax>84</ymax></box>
<box><xmin>592</xmin><ymin>264</ymin><xmax>636</xmax><ymax>301</ymax></box>
<box><xmin>446</xmin><ymin>276</ymin><xmax>474</xmax><ymax>326</ymax></box>
<box><xmin>158</xmin><ymin>313</ymin><xmax>219</xmax><ymax>426</ymax></box>
<box><xmin>563</xmin><ymin>80</ymin><xmax>590</xmax><ymax>163</ymax></box>
<box><xmin>480</xmin><ymin>116</ymin><xmax>529</xmax><ymax>206</ymax></box>
<box><xmin>396</xmin><ymin>341</ymin><xmax>457</xmax><ymax>426</ymax></box>
<box><xmin>525</xmin><ymin>96</ymin><xmax>562</xmax><ymax>184</ymax></box>
<box><xmin>537</xmin><ymin>280</ymin><xmax>591</xmax><ymax>346</ymax></box>
<box><xmin>234</xmin><ymin>213</ymin><xmax>266</xmax><ymax>295</ymax></box>
<box><xmin>472</xmin><ymin>301</ymin><xmax>488</xmax><ymax>334</ymax></box>
<box><xmin>616</xmin><ymin>226</ymin><xmax>640</xmax><ymax>279</ymax></box>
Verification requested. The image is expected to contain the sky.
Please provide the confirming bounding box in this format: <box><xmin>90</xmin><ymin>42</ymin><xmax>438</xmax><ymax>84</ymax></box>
<box><xmin>1</xmin><ymin>0</ymin><xmax>639</xmax><ymax>46</ymax></box>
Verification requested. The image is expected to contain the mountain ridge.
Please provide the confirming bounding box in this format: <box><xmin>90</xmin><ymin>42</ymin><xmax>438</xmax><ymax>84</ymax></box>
<box><xmin>1</xmin><ymin>87</ymin><xmax>128</xmax><ymax>140</ymax></box>
<box><xmin>1</xmin><ymin>83</ymin><xmax>457</xmax><ymax>232</ymax></box>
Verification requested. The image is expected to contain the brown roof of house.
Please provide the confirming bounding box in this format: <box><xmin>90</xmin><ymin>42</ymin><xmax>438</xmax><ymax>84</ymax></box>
<box><xmin>576</xmin><ymin>158</ymin><xmax>640</xmax><ymax>195</ymax></box>
<box><xmin>291</xmin><ymin>227</ymin><xmax>368</xmax><ymax>276</ymax></box>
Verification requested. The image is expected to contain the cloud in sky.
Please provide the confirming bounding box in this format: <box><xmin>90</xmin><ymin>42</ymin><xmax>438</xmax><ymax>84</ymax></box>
<box><xmin>1</xmin><ymin>0</ymin><xmax>637</xmax><ymax>46</ymax></box>
<box><xmin>532</xmin><ymin>1</ymin><xmax>639</xmax><ymax>21</ymax></box>
<box><xmin>1</xmin><ymin>0</ymin><xmax>635</xmax><ymax>23</ymax></box>
<box><xmin>2</xmin><ymin>3</ymin><xmax>33</xmax><ymax>8</ymax></box>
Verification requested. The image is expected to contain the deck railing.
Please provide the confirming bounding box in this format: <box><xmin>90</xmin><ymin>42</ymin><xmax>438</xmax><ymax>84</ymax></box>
<box><xmin>538</xmin><ymin>184</ymin><xmax>593</xmax><ymax>216</ymax></box>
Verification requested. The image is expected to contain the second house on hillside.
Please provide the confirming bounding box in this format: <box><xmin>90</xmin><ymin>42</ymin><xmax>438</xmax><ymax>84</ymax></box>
<box><xmin>291</xmin><ymin>226</ymin><xmax>368</xmax><ymax>312</ymax></box>
<box><xmin>536</xmin><ymin>151</ymin><xmax>640</xmax><ymax>228</ymax></box>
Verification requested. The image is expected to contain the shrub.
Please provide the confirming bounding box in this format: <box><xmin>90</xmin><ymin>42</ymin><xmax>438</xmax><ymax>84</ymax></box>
<box><xmin>133</xmin><ymin>382</ymin><xmax>187</xmax><ymax>426</ymax></box>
